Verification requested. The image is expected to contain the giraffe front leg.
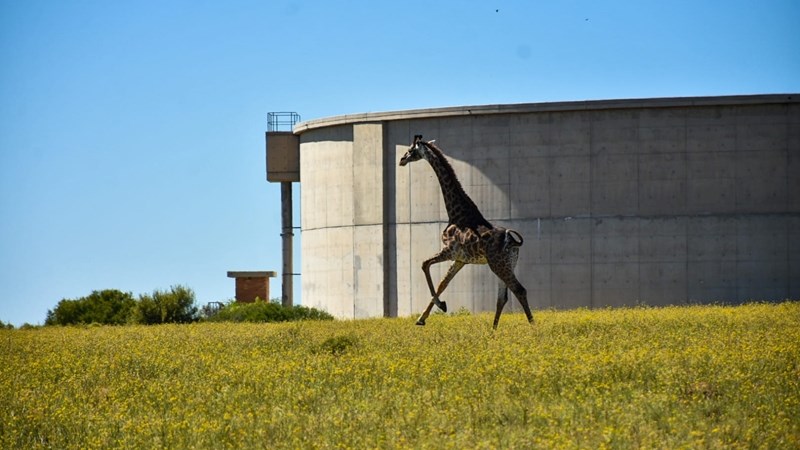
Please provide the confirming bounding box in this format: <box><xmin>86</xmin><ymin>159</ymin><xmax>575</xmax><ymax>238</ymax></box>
<box><xmin>416</xmin><ymin>301</ymin><xmax>437</xmax><ymax>326</ymax></box>
<box><xmin>417</xmin><ymin>260</ymin><xmax>465</xmax><ymax>325</ymax></box>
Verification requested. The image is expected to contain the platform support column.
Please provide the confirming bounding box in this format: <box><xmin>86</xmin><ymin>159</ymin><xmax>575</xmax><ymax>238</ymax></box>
<box><xmin>281</xmin><ymin>181</ymin><xmax>293</xmax><ymax>308</ymax></box>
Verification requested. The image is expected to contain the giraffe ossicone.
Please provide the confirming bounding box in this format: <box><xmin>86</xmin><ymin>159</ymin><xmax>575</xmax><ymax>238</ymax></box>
<box><xmin>399</xmin><ymin>135</ymin><xmax>534</xmax><ymax>329</ymax></box>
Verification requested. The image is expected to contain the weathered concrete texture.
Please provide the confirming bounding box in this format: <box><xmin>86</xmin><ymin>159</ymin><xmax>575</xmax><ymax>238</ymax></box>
<box><xmin>297</xmin><ymin>95</ymin><xmax>800</xmax><ymax>318</ymax></box>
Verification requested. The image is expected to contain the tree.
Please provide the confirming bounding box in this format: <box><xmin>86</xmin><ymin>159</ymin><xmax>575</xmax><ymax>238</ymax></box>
<box><xmin>131</xmin><ymin>285</ymin><xmax>198</xmax><ymax>324</ymax></box>
<box><xmin>45</xmin><ymin>290</ymin><xmax>136</xmax><ymax>326</ymax></box>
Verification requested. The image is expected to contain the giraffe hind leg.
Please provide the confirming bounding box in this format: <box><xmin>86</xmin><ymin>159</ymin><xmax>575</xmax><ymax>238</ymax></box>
<box><xmin>488</xmin><ymin>258</ymin><xmax>532</xmax><ymax>329</ymax></box>
<box><xmin>493</xmin><ymin>284</ymin><xmax>509</xmax><ymax>330</ymax></box>
<box><xmin>492</xmin><ymin>276</ymin><xmax>530</xmax><ymax>329</ymax></box>
<box><xmin>509</xmin><ymin>278</ymin><xmax>533</xmax><ymax>325</ymax></box>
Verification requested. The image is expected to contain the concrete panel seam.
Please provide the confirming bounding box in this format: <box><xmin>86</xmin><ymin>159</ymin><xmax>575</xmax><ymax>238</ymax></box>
<box><xmin>376</xmin><ymin>211</ymin><xmax>800</xmax><ymax>227</ymax></box>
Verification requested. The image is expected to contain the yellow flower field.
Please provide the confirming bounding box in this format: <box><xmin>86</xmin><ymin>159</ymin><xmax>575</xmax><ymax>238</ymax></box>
<box><xmin>2</xmin><ymin>302</ymin><xmax>798</xmax><ymax>449</ymax></box>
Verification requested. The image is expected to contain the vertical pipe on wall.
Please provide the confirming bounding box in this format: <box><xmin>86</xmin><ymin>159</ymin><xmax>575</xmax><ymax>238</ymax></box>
<box><xmin>281</xmin><ymin>181</ymin><xmax>293</xmax><ymax>307</ymax></box>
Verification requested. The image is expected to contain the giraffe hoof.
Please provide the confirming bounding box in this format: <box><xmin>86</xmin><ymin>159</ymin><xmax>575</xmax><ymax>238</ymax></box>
<box><xmin>438</xmin><ymin>301</ymin><xmax>447</xmax><ymax>313</ymax></box>
<box><xmin>415</xmin><ymin>319</ymin><xmax>426</xmax><ymax>326</ymax></box>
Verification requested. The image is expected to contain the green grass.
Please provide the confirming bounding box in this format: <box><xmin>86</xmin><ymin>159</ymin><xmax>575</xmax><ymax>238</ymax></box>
<box><xmin>1</xmin><ymin>302</ymin><xmax>798</xmax><ymax>449</ymax></box>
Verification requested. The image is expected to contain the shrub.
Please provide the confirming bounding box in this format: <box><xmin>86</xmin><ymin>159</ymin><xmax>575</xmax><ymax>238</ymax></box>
<box><xmin>45</xmin><ymin>290</ymin><xmax>136</xmax><ymax>326</ymax></box>
<box><xmin>206</xmin><ymin>300</ymin><xmax>333</xmax><ymax>323</ymax></box>
<box><xmin>0</xmin><ymin>320</ymin><xmax>13</xmax><ymax>330</ymax></box>
<box><xmin>318</xmin><ymin>334</ymin><xmax>359</xmax><ymax>355</ymax></box>
<box><xmin>130</xmin><ymin>285</ymin><xmax>198</xmax><ymax>325</ymax></box>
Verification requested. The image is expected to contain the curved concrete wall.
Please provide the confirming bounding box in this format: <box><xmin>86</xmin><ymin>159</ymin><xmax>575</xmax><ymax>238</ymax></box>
<box><xmin>297</xmin><ymin>95</ymin><xmax>800</xmax><ymax>318</ymax></box>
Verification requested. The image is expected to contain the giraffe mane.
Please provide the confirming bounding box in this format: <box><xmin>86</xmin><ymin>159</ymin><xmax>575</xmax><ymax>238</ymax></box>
<box><xmin>421</xmin><ymin>141</ymin><xmax>459</xmax><ymax>181</ymax></box>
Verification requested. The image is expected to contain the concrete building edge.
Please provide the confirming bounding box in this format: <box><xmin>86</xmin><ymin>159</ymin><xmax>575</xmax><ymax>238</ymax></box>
<box><xmin>293</xmin><ymin>94</ymin><xmax>799</xmax><ymax>134</ymax></box>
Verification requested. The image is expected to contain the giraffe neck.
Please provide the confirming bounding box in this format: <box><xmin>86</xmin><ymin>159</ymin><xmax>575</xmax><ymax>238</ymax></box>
<box><xmin>423</xmin><ymin>142</ymin><xmax>492</xmax><ymax>230</ymax></box>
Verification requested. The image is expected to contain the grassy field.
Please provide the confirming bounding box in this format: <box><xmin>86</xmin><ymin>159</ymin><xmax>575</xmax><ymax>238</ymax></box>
<box><xmin>1</xmin><ymin>302</ymin><xmax>798</xmax><ymax>449</ymax></box>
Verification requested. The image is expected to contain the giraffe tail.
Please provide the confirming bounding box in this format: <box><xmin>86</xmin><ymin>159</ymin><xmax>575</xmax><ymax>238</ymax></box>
<box><xmin>504</xmin><ymin>229</ymin><xmax>524</xmax><ymax>248</ymax></box>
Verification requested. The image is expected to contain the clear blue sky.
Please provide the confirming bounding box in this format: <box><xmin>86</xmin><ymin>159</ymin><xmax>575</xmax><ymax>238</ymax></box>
<box><xmin>1</xmin><ymin>1</ymin><xmax>798</xmax><ymax>326</ymax></box>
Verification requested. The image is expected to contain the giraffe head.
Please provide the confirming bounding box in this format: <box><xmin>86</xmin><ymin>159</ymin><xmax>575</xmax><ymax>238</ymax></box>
<box><xmin>399</xmin><ymin>134</ymin><xmax>433</xmax><ymax>166</ymax></box>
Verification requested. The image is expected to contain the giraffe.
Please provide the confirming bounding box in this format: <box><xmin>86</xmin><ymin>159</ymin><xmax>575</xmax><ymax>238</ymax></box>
<box><xmin>399</xmin><ymin>135</ymin><xmax>534</xmax><ymax>329</ymax></box>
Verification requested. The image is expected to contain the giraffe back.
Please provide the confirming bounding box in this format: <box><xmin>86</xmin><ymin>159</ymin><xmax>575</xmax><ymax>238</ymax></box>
<box><xmin>440</xmin><ymin>224</ymin><xmax>522</xmax><ymax>265</ymax></box>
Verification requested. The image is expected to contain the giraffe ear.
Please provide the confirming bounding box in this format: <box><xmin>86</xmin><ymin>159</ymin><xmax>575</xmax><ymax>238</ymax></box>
<box><xmin>428</xmin><ymin>139</ymin><xmax>436</xmax><ymax>145</ymax></box>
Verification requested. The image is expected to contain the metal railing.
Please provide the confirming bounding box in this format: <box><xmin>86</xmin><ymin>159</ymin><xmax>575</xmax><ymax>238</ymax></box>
<box><xmin>267</xmin><ymin>112</ymin><xmax>301</xmax><ymax>132</ymax></box>
<box><xmin>202</xmin><ymin>301</ymin><xmax>225</xmax><ymax>318</ymax></box>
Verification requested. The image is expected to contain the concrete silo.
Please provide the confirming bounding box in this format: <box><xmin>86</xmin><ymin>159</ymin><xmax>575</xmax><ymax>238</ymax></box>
<box><xmin>289</xmin><ymin>95</ymin><xmax>799</xmax><ymax>319</ymax></box>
